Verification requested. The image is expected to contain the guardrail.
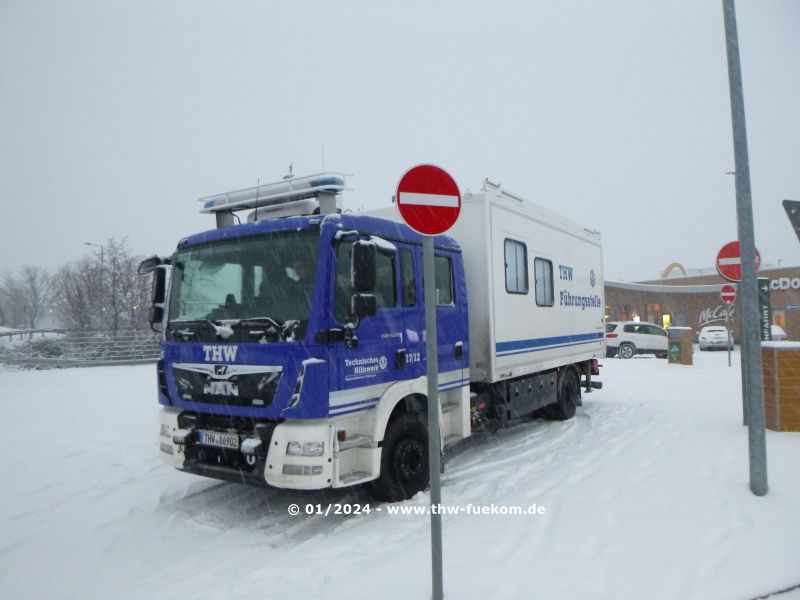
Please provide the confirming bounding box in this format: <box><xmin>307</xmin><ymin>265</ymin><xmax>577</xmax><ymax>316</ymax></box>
<box><xmin>0</xmin><ymin>329</ymin><xmax>160</xmax><ymax>368</ymax></box>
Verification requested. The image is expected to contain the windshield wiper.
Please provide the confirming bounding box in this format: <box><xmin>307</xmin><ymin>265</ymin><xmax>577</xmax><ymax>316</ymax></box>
<box><xmin>233</xmin><ymin>317</ymin><xmax>305</xmax><ymax>342</ymax></box>
<box><xmin>231</xmin><ymin>317</ymin><xmax>283</xmax><ymax>341</ymax></box>
<box><xmin>167</xmin><ymin>319</ymin><xmax>236</xmax><ymax>341</ymax></box>
<box><xmin>167</xmin><ymin>319</ymin><xmax>213</xmax><ymax>340</ymax></box>
<box><xmin>167</xmin><ymin>317</ymin><xmax>300</xmax><ymax>342</ymax></box>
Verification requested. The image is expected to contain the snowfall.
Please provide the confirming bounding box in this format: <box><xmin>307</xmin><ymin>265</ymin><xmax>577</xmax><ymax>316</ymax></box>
<box><xmin>1</xmin><ymin>350</ymin><xmax>799</xmax><ymax>600</ymax></box>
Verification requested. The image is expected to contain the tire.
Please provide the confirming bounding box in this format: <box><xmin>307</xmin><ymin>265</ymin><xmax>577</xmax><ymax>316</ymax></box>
<box><xmin>545</xmin><ymin>368</ymin><xmax>580</xmax><ymax>421</ymax></box>
<box><xmin>368</xmin><ymin>413</ymin><xmax>430</xmax><ymax>502</ymax></box>
<box><xmin>618</xmin><ymin>343</ymin><xmax>636</xmax><ymax>359</ymax></box>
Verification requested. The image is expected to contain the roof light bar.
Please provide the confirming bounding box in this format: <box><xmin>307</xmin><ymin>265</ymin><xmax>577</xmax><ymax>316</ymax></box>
<box><xmin>199</xmin><ymin>172</ymin><xmax>350</xmax><ymax>214</ymax></box>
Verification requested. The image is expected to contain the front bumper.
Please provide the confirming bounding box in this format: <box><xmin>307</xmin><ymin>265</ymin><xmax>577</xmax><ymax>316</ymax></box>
<box><xmin>158</xmin><ymin>407</ymin><xmax>335</xmax><ymax>490</ymax></box>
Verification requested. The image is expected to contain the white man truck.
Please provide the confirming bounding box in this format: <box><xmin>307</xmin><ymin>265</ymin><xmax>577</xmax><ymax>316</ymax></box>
<box><xmin>142</xmin><ymin>173</ymin><xmax>604</xmax><ymax>502</ymax></box>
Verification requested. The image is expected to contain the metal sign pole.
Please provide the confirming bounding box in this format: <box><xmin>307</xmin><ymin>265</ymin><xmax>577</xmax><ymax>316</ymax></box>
<box><xmin>722</xmin><ymin>0</ymin><xmax>768</xmax><ymax>496</ymax></box>
<box><xmin>726</xmin><ymin>307</ymin><xmax>731</xmax><ymax>367</ymax></box>
<box><xmin>423</xmin><ymin>235</ymin><xmax>444</xmax><ymax>600</ymax></box>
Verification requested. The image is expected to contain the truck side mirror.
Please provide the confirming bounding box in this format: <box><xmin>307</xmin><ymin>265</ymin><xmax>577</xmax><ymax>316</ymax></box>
<box><xmin>352</xmin><ymin>241</ymin><xmax>376</xmax><ymax>292</ymax></box>
<box><xmin>151</xmin><ymin>266</ymin><xmax>167</xmax><ymax>304</ymax></box>
<box><xmin>351</xmin><ymin>293</ymin><xmax>377</xmax><ymax>319</ymax></box>
<box><xmin>149</xmin><ymin>306</ymin><xmax>164</xmax><ymax>325</ymax></box>
<box><xmin>138</xmin><ymin>255</ymin><xmax>162</xmax><ymax>274</ymax></box>
<box><xmin>148</xmin><ymin>266</ymin><xmax>168</xmax><ymax>330</ymax></box>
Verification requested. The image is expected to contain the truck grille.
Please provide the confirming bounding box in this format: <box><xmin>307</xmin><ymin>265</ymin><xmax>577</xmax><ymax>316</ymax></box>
<box><xmin>172</xmin><ymin>363</ymin><xmax>282</xmax><ymax>407</ymax></box>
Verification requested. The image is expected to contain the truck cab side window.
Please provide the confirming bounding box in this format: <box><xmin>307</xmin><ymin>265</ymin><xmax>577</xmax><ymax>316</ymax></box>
<box><xmin>435</xmin><ymin>255</ymin><xmax>454</xmax><ymax>306</ymax></box>
<box><xmin>375</xmin><ymin>252</ymin><xmax>397</xmax><ymax>309</ymax></box>
<box><xmin>400</xmin><ymin>249</ymin><xmax>416</xmax><ymax>306</ymax></box>
<box><xmin>534</xmin><ymin>257</ymin><xmax>554</xmax><ymax>307</ymax></box>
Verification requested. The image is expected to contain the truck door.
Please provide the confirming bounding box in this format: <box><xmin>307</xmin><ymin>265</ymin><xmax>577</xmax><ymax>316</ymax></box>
<box><xmin>426</xmin><ymin>248</ymin><xmax>468</xmax><ymax>390</ymax></box>
<box><xmin>327</xmin><ymin>239</ymin><xmax>407</xmax><ymax>414</ymax></box>
<box><xmin>398</xmin><ymin>245</ymin><xmax>424</xmax><ymax>380</ymax></box>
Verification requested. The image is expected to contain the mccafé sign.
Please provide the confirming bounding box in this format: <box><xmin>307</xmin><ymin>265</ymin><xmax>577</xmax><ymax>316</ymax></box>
<box><xmin>770</xmin><ymin>277</ymin><xmax>800</xmax><ymax>291</ymax></box>
<box><xmin>699</xmin><ymin>305</ymin><xmax>735</xmax><ymax>326</ymax></box>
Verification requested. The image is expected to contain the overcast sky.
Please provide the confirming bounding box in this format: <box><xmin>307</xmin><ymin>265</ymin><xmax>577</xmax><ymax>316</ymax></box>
<box><xmin>1</xmin><ymin>1</ymin><xmax>798</xmax><ymax>282</ymax></box>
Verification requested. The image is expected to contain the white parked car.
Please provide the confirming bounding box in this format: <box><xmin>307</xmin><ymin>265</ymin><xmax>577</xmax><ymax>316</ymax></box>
<box><xmin>771</xmin><ymin>324</ymin><xmax>788</xmax><ymax>341</ymax></box>
<box><xmin>605</xmin><ymin>321</ymin><xmax>668</xmax><ymax>359</ymax></box>
<box><xmin>698</xmin><ymin>325</ymin><xmax>733</xmax><ymax>351</ymax></box>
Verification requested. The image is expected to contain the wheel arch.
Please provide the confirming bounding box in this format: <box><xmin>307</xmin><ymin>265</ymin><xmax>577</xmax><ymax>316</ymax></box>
<box><xmin>372</xmin><ymin>378</ymin><xmax>429</xmax><ymax>444</ymax></box>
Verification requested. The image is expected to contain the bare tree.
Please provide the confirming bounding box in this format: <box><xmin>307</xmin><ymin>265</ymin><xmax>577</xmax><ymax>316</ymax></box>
<box><xmin>51</xmin><ymin>260</ymin><xmax>96</xmax><ymax>330</ymax></box>
<box><xmin>0</xmin><ymin>266</ymin><xmax>50</xmax><ymax>329</ymax></box>
<box><xmin>20</xmin><ymin>266</ymin><xmax>50</xmax><ymax>329</ymax></box>
<box><xmin>51</xmin><ymin>238</ymin><xmax>151</xmax><ymax>331</ymax></box>
<box><xmin>0</xmin><ymin>272</ymin><xmax>24</xmax><ymax>327</ymax></box>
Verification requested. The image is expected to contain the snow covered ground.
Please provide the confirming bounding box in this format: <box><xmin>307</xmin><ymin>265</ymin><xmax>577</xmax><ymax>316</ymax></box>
<box><xmin>1</xmin><ymin>350</ymin><xmax>799</xmax><ymax>600</ymax></box>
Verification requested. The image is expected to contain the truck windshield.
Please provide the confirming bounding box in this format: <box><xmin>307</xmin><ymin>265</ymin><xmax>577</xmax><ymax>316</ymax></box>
<box><xmin>168</xmin><ymin>231</ymin><xmax>320</xmax><ymax>329</ymax></box>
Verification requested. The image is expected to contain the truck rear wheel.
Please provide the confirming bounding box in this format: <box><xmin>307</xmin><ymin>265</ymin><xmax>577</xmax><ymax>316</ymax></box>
<box><xmin>368</xmin><ymin>413</ymin><xmax>429</xmax><ymax>502</ymax></box>
<box><xmin>545</xmin><ymin>368</ymin><xmax>580</xmax><ymax>421</ymax></box>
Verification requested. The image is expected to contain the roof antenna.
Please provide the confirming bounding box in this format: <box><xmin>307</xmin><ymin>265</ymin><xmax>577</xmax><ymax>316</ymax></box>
<box><xmin>254</xmin><ymin>178</ymin><xmax>260</xmax><ymax>221</ymax></box>
<box><xmin>322</xmin><ymin>144</ymin><xmax>325</xmax><ymax>171</ymax></box>
<box><xmin>283</xmin><ymin>163</ymin><xmax>294</xmax><ymax>180</ymax></box>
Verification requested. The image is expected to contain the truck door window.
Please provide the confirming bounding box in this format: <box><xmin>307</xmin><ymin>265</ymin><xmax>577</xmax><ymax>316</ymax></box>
<box><xmin>400</xmin><ymin>248</ymin><xmax>416</xmax><ymax>306</ymax></box>
<box><xmin>335</xmin><ymin>241</ymin><xmax>397</xmax><ymax>322</ymax></box>
<box><xmin>504</xmin><ymin>239</ymin><xmax>529</xmax><ymax>294</ymax></box>
<box><xmin>534</xmin><ymin>257</ymin><xmax>554</xmax><ymax>307</ymax></box>
<box><xmin>435</xmin><ymin>255</ymin><xmax>454</xmax><ymax>306</ymax></box>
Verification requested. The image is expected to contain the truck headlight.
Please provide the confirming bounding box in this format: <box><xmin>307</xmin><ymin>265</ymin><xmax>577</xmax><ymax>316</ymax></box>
<box><xmin>286</xmin><ymin>441</ymin><xmax>324</xmax><ymax>456</ymax></box>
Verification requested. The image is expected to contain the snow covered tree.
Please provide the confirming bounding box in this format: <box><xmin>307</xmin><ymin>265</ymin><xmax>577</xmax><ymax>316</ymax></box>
<box><xmin>0</xmin><ymin>266</ymin><xmax>51</xmax><ymax>329</ymax></box>
<box><xmin>51</xmin><ymin>238</ymin><xmax>151</xmax><ymax>331</ymax></box>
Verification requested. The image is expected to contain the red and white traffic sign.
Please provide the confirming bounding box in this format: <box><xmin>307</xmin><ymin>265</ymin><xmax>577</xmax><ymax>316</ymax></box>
<box><xmin>715</xmin><ymin>241</ymin><xmax>761</xmax><ymax>282</ymax></box>
<box><xmin>396</xmin><ymin>164</ymin><xmax>461</xmax><ymax>236</ymax></box>
<box><xmin>720</xmin><ymin>284</ymin><xmax>736</xmax><ymax>304</ymax></box>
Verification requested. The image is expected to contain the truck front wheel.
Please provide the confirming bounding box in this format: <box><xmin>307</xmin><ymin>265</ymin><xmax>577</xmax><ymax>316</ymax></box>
<box><xmin>368</xmin><ymin>413</ymin><xmax>430</xmax><ymax>502</ymax></box>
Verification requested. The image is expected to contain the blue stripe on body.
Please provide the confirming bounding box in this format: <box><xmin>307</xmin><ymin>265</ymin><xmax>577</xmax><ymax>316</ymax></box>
<box><xmin>496</xmin><ymin>332</ymin><xmax>603</xmax><ymax>357</ymax></box>
<box><xmin>329</xmin><ymin>402</ymin><xmax>379</xmax><ymax>417</ymax></box>
<box><xmin>439</xmin><ymin>379</ymin><xmax>470</xmax><ymax>391</ymax></box>
<box><xmin>329</xmin><ymin>397</ymin><xmax>381</xmax><ymax>411</ymax></box>
<box><xmin>328</xmin><ymin>376</ymin><xmax>469</xmax><ymax>417</ymax></box>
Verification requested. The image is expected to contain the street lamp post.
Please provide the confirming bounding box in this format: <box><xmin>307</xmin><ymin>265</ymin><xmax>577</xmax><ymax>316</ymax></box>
<box><xmin>84</xmin><ymin>242</ymin><xmax>104</xmax><ymax>275</ymax></box>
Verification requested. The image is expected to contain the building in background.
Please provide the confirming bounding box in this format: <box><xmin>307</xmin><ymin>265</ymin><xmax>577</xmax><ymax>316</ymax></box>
<box><xmin>605</xmin><ymin>266</ymin><xmax>800</xmax><ymax>341</ymax></box>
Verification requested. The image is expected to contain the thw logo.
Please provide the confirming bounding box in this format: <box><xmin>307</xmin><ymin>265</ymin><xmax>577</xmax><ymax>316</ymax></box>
<box><xmin>202</xmin><ymin>345</ymin><xmax>238</xmax><ymax>362</ymax></box>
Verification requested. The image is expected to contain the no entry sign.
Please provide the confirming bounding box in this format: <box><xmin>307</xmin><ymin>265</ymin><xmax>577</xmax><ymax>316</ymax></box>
<box><xmin>716</xmin><ymin>241</ymin><xmax>761</xmax><ymax>282</ymax></box>
<box><xmin>396</xmin><ymin>164</ymin><xmax>461</xmax><ymax>236</ymax></box>
<box><xmin>395</xmin><ymin>164</ymin><xmax>461</xmax><ymax>599</ymax></box>
<box><xmin>720</xmin><ymin>284</ymin><xmax>736</xmax><ymax>304</ymax></box>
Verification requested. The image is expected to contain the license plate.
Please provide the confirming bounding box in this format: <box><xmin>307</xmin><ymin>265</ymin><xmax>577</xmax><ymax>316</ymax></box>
<box><xmin>197</xmin><ymin>430</ymin><xmax>240</xmax><ymax>450</ymax></box>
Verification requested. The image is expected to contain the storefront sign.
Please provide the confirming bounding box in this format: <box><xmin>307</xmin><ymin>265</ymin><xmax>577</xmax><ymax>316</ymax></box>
<box><xmin>770</xmin><ymin>277</ymin><xmax>800</xmax><ymax>290</ymax></box>
<box><xmin>699</xmin><ymin>304</ymin><xmax>736</xmax><ymax>327</ymax></box>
